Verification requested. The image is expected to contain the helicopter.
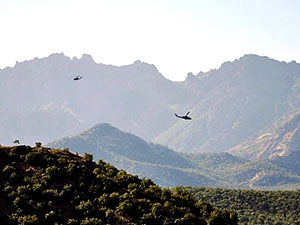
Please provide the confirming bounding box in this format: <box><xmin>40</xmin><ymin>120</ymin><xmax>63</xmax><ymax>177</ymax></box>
<box><xmin>175</xmin><ymin>111</ymin><xmax>192</xmax><ymax>120</ymax></box>
<box><xmin>73</xmin><ymin>75</ymin><xmax>82</xmax><ymax>81</ymax></box>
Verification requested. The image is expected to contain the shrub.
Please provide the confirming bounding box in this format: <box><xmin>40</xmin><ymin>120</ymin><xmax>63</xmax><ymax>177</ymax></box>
<box><xmin>82</xmin><ymin>153</ymin><xmax>93</xmax><ymax>163</ymax></box>
<box><xmin>35</xmin><ymin>142</ymin><xmax>42</xmax><ymax>148</ymax></box>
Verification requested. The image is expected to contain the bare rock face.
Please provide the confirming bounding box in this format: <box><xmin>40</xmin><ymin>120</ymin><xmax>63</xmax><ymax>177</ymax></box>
<box><xmin>229</xmin><ymin>110</ymin><xmax>300</xmax><ymax>160</ymax></box>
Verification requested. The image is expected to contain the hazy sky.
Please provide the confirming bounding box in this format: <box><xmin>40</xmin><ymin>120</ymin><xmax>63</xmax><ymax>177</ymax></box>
<box><xmin>1</xmin><ymin>0</ymin><xmax>299</xmax><ymax>81</ymax></box>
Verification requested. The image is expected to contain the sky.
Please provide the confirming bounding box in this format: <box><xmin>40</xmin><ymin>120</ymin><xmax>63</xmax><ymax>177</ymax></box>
<box><xmin>0</xmin><ymin>0</ymin><xmax>299</xmax><ymax>81</ymax></box>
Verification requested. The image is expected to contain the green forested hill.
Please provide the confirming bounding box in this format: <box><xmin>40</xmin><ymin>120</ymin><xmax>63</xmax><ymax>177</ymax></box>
<box><xmin>49</xmin><ymin>123</ymin><xmax>194</xmax><ymax>169</ymax></box>
<box><xmin>188</xmin><ymin>187</ymin><xmax>300</xmax><ymax>225</ymax></box>
<box><xmin>0</xmin><ymin>145</ymin><xmax>237</xmax><ymax>225</ymax></box>
<box><xmin>48</xmin><ymin>123</ymin><xmax>218</xmax><ymax>187</ymax></box>
<box><xmin>48</xmin><ymin>123</ymin><xmax>300</xmax><ymax>189</ymax></box>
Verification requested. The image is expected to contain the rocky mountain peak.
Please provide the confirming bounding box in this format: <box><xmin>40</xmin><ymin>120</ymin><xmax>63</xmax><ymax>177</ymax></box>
<box><xmin>184</xmin><ymin>72</ymin><xmax>197</xmax><ymax>81</ymax></box>
<box><xmin>80</xmin><ymin>54</ymin><xmax>94</xmax><ymax>63</ymax></box>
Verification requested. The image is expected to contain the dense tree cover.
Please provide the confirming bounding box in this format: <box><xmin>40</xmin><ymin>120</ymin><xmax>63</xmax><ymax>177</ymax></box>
<box><xmin>187</xmin><ymin>187</ymin><xmax>300</xmax><ymax>225</ymax></box>
<box><xmin>0</xmin><ymin>145</ymin><xmax>237</xmax><ymax>225</ymax></box>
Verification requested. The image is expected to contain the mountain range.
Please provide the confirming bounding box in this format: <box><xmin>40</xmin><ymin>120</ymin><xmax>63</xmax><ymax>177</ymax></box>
<box><xmin>1</xmin><ymin>53</ymin><xmax>300</xmax><ymax>158</ymax></box>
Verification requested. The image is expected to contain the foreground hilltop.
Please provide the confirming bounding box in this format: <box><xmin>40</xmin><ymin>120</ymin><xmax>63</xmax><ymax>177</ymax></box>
<box><xmin>0</xmin><ymin>145</ymin><xmax>237</xmax><ymax>225</ymax></box>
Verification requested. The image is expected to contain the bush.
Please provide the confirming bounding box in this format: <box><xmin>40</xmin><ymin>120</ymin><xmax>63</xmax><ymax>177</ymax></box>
<box><xmin>35</xmin><ymin>142</ymin><xmax>42</xmax><ymax>148</ymax></box>
<box><xmin>82</xmin><ymin>153</ymin><xmax>93</xmax><ymax>163</ymax></box>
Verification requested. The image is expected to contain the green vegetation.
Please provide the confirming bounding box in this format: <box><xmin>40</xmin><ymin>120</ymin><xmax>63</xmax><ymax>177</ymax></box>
<box><xmin>0</xmin><ymin>145</ymin><xmax>237</xmax><ymax>225</ymax></box>
<box><xmin>187</xmin><ymin>186</ymin><xmax>300</xmax><ymax>225</ymax></box>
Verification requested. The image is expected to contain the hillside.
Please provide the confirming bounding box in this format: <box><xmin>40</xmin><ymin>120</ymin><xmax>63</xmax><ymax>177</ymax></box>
<box><xmin>229</xmin><ymin>109</ymin><xmax>300</xmax><ymax>160</ymax></box>
<box><xmin>0</xmin><ymin>145</ymin><xmax>237</xmax><ymax>225</ymax></box>
<box><xmin>48</xmin><ymin>123</ymin><xmax>300</xmax><ymax>190</ymax></box>
<box><xmin>48</xmin><ymin>123</ymin><xmax>217</xmax><ymax>187</ymax></box>
<box><xmin>228</xmin><ymin>109</ymin><xmax>300</xmax><ymax>180</ymax></box>
<box><xmin>188</xmin><ymin>187</ymin><xmax>300</xmax><ymax>225</ymax></box>
<box><xmin>183</xmin><ymin>152</ymin><xmax>300</xmax><ymax>190</ymax></box>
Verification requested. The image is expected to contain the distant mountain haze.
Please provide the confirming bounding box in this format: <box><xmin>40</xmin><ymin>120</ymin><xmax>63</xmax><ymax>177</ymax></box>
<box><xmin>155</xmin><ymin>55</ymin><xmax>300</xmax><ymax>152</ymax></box>
<box><xmin>1</xmin><ymin>53</ymin><xmax>300</xmax><ymax>156</ymax></box>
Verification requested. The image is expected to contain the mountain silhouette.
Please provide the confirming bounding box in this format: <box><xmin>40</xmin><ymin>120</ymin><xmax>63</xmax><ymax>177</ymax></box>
<box><xmin>0</xmin><ymin>53</ymin><xmax>189</xmax><ymax>145</ymax></box>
